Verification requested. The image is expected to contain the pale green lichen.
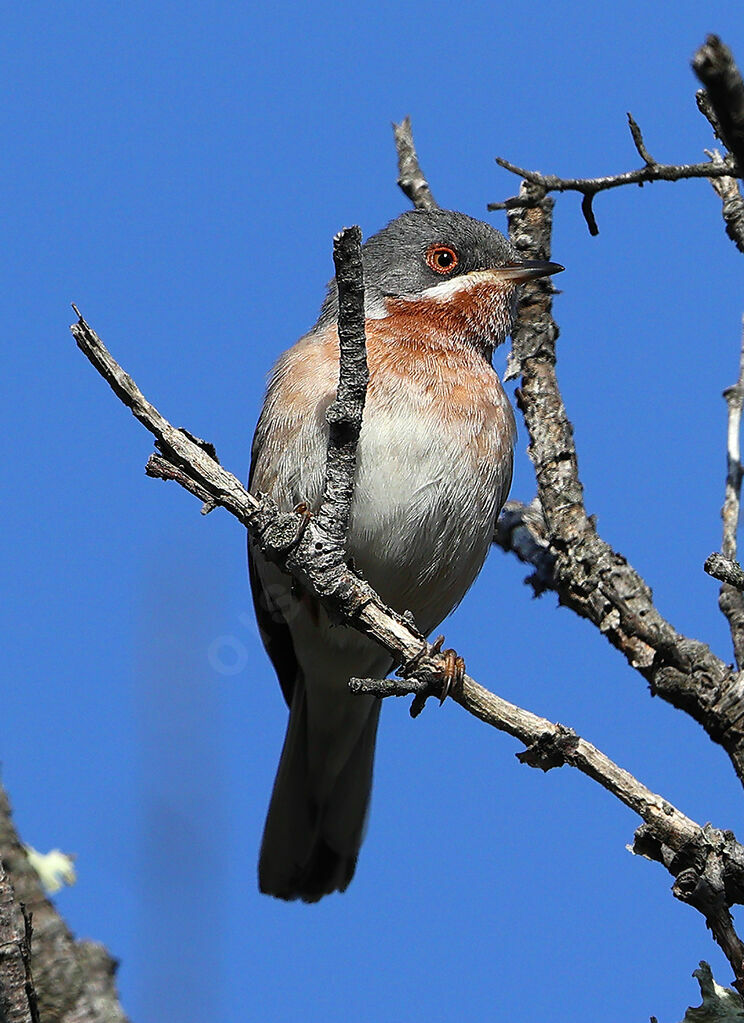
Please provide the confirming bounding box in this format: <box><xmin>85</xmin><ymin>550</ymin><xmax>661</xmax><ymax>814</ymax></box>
<box><xmin>24</xmin><ymin>845</ymin><xmax>77</xmax><ymax>894</ymax></box>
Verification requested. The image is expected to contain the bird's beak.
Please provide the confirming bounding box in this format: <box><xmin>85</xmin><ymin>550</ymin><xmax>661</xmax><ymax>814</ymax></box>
<box><xmin>489</xmin><ymin>259</ymin><xmax>564</xmax><ymax>283</ymax></box>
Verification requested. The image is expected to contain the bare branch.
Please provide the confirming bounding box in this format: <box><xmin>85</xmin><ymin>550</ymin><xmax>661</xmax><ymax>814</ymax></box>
<box><xmin>392</xmin><ymin>116</ymin><xmax>438</xmax><ymax>211</ymax></box>
<box><xmin>489</xmin><ymin>133</ymin><xmax>738</xmax><ymax>236</ymax></box>
<box><xmin>385</xmin><ymin>121</ymin><xmax>744</xmax><ymax>782</ymax></box>
<box><xmin>70</xmin><ymin>305</ymin><xmax>262</xmax><ymax>529</ymax></box>
<box><xmin>694</xmin><ymin>89</ymin><xmax>744</xmax><ymax>253</ymax></box>
<box><xmin>350</xmin><ymin>671</ymin><xmax>686</xmax><ymax>835</ymax></box>
<box><xmin>693</xmin><ymin>36</ymin><xmax>744</xmax><ymax>182</ymax></box>
<box><xmin>69</xmin><ymin>128</ymin><xmax>744</xmax><ymax>988</ymax></box>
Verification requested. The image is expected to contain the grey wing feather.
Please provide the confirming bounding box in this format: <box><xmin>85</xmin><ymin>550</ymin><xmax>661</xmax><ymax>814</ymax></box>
<box><xmin>247</xmin><ymin>445</ymin><xmax>298</xmax><ymax>708</ymax></box>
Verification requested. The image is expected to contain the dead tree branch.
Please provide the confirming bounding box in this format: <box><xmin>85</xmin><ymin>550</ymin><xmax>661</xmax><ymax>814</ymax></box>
<box><xmin>65</xmin><ymin>114</ymin><xmax>744</xmax><ymax>993</ymax></box>
<box><xmin>489</xmin><ymin>111</ymin><xmax>738</xmax><ymax>235</ymax></box>
<box><xmin>706</xmin><ymin>553</ymin><xmax>744</xmax><ymax>591</ymax></box>
<box><xmin>710</xmin><ymin>167</ymin><xmax>744</xmax><ymax>255</ymax></box>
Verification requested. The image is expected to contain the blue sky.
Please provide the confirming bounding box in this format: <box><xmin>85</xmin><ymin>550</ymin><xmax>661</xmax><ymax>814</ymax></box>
<box><xmin>4</xmin><ymin>2</ymin><xmax>744</xmax><ymax>1020</ymax></box>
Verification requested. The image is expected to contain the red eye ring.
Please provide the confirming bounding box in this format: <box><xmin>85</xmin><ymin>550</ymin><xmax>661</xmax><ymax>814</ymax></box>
<box><xmin>425</xmin><ymin>244</ymin><xmax>459</xmax><ymax>275</ymax></box>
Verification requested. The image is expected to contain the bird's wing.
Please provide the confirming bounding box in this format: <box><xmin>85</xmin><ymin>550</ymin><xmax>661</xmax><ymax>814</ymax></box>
<box><xmin>247</xmin><ymin>448</ymin><xmax>299</xmax><ymax>709</ymax></box>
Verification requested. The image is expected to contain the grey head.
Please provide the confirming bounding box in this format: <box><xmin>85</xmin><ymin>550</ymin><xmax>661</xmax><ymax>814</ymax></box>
<box><xmin>315</xmin><ymin>208</ymin><xmax>562</xmax><ymax>334</ymax></box>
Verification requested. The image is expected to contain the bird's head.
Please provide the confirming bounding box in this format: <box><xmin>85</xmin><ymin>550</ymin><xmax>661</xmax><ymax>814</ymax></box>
<box><xmin>317</xmin><ymin>208</ymin><xmax>563</xmax><ymax>351</ymax></box>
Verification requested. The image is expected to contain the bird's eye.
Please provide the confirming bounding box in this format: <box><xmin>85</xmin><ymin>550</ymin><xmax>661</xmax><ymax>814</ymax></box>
<box><xmin>425</xmin><ymin>244</ymin><xmax>459</xmax><ymax>275</ymax></box>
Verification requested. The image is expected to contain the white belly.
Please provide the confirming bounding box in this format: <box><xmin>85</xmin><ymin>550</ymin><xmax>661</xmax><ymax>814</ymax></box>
<box><xmin>348</xmin><ymin>403</ymin><xmax>509</xmax><ymax>634</ymax></box>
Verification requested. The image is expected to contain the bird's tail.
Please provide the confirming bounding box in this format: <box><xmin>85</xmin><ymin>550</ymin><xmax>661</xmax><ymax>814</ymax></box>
<box><xmin>258</xmin><ymin>676</ymin><xmax>381</xmax><ymax>902</ymax></box>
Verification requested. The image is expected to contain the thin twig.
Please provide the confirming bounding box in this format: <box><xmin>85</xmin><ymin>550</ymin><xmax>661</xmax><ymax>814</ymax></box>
<box><xmin>392</xmin><ymin>116</ymin><xmax>438</xmax><ymax>211</ymax></box>
<box><xmin>705</xmin><ymin>318</ymin><xmax>744</xmax><ymax>667</ymax></box>
<box><xmin>627</xmin><ymin>111</ymin><xmax>655</xmax><ymax>166</ymax></box>
<box><xmin>693</xmin><ymin>36</ymin><xmax>744</xmax><ymax>181</ymax></box>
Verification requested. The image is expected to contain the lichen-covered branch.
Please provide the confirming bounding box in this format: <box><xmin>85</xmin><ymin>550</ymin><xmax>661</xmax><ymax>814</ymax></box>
<box><xmin>710</xmin><ymin>169</ymin><xmax>744</xmax><ymax>255</ymax></box>
<box><xmin>706</xmin><ymin>553</ymin><xmax>744</xmax><ymax>590</ymax></box>
<box><xmin>680</xmin><ymin>961</ymin><xmax>744</xmax><ymax>1022</ymax></box>
<box><xmin>314</xmin><ymin>227</ymin><xmax>368</xmax><ymax>545</ymax></box>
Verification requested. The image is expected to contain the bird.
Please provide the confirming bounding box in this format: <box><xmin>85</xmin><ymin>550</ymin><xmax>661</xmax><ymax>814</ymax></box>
<box><xmin>249</xmin><ymin>207</ymin><xmax>562</xmax><ymax>902</ymax></box>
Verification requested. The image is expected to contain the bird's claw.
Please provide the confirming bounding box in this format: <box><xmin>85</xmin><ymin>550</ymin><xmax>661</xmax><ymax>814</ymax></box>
<box><xmin>293</xmin><ymin>501</ymin><xmax>313</xmax><ymax>540</ymax></box>
<box><xmin>437</xmin><ymin>644</ymin><xmax>465</xmax><ymax>704</ymax></box>
<box><xmin>406</xmin><ymin>635</ymin><xmax>465</xmax><ymax>716</ymax></box>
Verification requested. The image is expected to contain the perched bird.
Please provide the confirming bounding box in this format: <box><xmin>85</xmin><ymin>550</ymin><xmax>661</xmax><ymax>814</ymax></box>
<box><xmin>249</xmin><ymin>208</ymin><xmax>562</xmax><ymax>902</ymax></box>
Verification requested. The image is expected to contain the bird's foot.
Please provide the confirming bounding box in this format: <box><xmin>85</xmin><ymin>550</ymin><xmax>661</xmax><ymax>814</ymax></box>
<box><xmin>405</xmin><ymin>635</ymin><xmax>465</xmax><ymax>718</ymax></box>
<box><xmin>429</xmin><ymin>635</ymin><xmax>466</xmax><ymax>703</ymax></box>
